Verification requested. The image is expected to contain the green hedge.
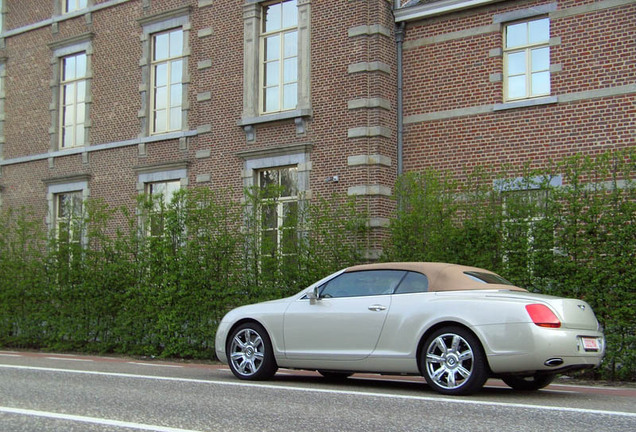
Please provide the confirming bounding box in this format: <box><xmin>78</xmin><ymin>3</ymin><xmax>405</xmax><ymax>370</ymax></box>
<box><xmin>0</xmin><ymin>188</ymin><xmax>366</xmax><ymax>359</ymax></box>
<box><xmin>0</xmin><ymin>150</ymin><xmax>633</xmax><ymax>380</ymax></box>
<box><xmin>384</xmin><ymin>150</ymin><xmax>635</xmax><ymax>380</ymax></box>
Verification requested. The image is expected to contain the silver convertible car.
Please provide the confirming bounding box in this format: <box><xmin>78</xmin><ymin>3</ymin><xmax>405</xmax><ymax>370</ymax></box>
<box><xmin>215</xmin><ymin>263</ymin><xmax>605</xmax><ymax>395</ymax></box>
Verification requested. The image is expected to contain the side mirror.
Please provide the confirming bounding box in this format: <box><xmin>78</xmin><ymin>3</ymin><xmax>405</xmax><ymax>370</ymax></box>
<box><xmin>307</xmin><ymin>287</ymin><xmax>320</xmax><ymax>302</ymax></box>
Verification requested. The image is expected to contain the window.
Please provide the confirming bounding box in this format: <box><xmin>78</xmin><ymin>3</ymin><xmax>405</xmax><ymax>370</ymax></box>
<box><xmin>504</xmin><ymin>18</ymin><xmax>550</xmax><ymax>101</ymax></box>
<box><xmin>151</xmin><ymin>28</ymin><xmax>184</xmax><ymax>134</ymax></box>
<box><xmin>464</xmin><ymin>271</ymin><xmax>513</xmax><ymax>286</ymax></box>
<box><xmin>502</xmin><ymin>188</ymin><xmax>555</xmax><ymax>274</ymax></box>
<box><xmin>258</xmin><ymin>166</ymin><xmax>299</xmax><ymax>268</ymax></box>
<box><xmin>49</xmin><ymin>35</ymin><xmax>93</xmax><ymax>152</ymax></box>
<box><xmin>240</xmin><ymin>0</ymin><xmax>310</xmax><ymax>134</ymax></box>
<box><xmin>320</xmin><ymin>270</ymin><xmax>407</xmax><ymax>298</ymax></box>
<box><xmin>54</xmin><ymin>191</ymin><xmax>83</xmax><ymax>246</ymax></box>
<box><xmin>394</xmin><ymin>272</ymin><xmax>429</xmax><ymax>294</ymax></box>
<box><xmin>44</xmin><ymin>177</ymin><xmax>89</xmax><ymax>249</ymax></box>
<box><xmin>260</xmin><ymin>0</ymin><xmax>298</xmax><ymax>114</ymax></box>
<box><xmin>60</xmin><ymin>52</ymin><xmax>87</xmax><ymax>148</ymax></box>
<box><xmin>64</xmin><ymin>0</ymin><xmax>87</xmax><ymax>14</ymax></box>
<box><xmin>145</xmin><ymin>180</ymin><xmax>181</xmax><ymax>237</ymax></box>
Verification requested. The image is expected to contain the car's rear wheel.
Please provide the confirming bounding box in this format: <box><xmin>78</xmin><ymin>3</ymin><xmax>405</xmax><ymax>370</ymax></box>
<box><xmin>421</xmin><ymin>326</ymin><xmax>488</xmax><ymax>395</ymax></box>
<box><xmin>227</xmin><ymin>322</ymin><xmax>277</xmax><ymax>380</ymax></box>
<box><xmin>502</xmin><ymin>373</ymin><xmax>556</xmax><ymax>391</ymax></box>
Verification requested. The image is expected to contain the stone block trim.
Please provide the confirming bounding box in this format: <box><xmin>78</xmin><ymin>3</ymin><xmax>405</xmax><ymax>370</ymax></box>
<box><xmin>348</xmin><ymin>24</ymin><xmax>391</xmax><ymax>38</ymax></box>
<box><xmin>347</xmin><ymin>126</ymin><xmax>392</xmax><ymax>139</ymax></box>
<box><xmin>347</xmin><ymin>185</ymin><xmax>392</xmax><ymax>197</ymax></box>
<box><xmin>348</xmin><ymin>98</ymin><xmax>391</xmax><ymax>110</ymax></box>
<box><xmin>348</xmin><ymin>154</ymin><xmax>392</xmax><ymax>167</ymax></box>
<box><xmin>348</xmin><ymin>61</ymin><xmax>391</xmax><ymax>75</ymax></box>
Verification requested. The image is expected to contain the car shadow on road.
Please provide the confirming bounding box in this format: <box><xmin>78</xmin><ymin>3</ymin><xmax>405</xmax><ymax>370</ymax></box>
<box><xmin>266</xmin><ymin>371</ymin><xmax>595</xmax><ymax>401</ymax></box>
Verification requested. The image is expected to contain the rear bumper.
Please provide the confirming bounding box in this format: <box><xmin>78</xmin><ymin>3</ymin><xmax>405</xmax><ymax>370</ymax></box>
<box><xmin>477</xmin><ymin>323</ymin><xmax>605</xmax><ymax>374</ymax></box>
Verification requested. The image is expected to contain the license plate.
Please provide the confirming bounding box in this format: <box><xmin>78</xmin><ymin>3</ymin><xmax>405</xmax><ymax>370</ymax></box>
<box><xmin>581</xmin><ymin>337</ymin><xmax>600</xmax><ymax>351</ymax></box>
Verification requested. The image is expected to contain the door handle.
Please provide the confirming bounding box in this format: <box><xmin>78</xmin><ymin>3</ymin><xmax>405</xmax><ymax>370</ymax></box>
<box><xmin>368</xmin><ymin>304</ymin><xmax>387</xmax><ymax>311</ymax></box>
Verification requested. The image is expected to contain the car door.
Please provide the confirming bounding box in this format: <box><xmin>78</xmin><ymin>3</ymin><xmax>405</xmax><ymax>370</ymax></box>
<box><xmin>283</xmin><ymin>270</ymin><xmax>406</xmax><ymax>360</ymax></box>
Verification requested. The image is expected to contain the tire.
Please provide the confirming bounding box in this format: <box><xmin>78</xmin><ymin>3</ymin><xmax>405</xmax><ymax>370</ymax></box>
<box><xmin>502</xmin><ymin>373</ymin><xmax>556</xmax><ymax>391</ymax></box>
<box><xmin>318</xmin><ymin>370</ymin><xmax>353</xmax><ymax>381</ymax></box>
<box><xmin>227</xmin><ymin>322</ymin><xmax>278</xmax><ymax>380</ymax></box>
<box><xmin>421</xmin><ymin>326</ymin><xmax>488</xmax><ymax>396</ymax></box>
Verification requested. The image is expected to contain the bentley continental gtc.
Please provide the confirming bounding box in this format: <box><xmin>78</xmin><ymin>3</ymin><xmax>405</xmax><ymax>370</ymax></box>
<box><xmin>215</xmin><ymin>263</ymin><xmax>604</xmax><ymax>395</ymax></box>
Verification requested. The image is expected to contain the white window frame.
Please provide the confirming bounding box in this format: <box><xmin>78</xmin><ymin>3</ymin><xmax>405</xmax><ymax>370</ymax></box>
<box><xmin>54</xmin><ymin>190</ymin><xmax>84</xmax><ymax>246</ymax></box>
<box><xmin>145</xmin><ymin>179</ymin><xmax>182</xmax><ymax>237</ymax></box>
<box><xmin>63</xmin><ymin>0</ymin><xmax>88</xmax><ymax>14</ymax></box>
<box><xmin>259</xmin><ymin>0</ymin><xmax>299</xmax><ymax>115</ymax></box>
<box><xmin>138</xmin><ymin>8</ymin><xmax>190</xmax><ymax>138</ymax></box>
<box><xmin>49</xmin><ymin>36</ymin><xmax>93</xmax><ymax>152</ymax></box>
<box><xmin>136</xmin><ymin>166</ymin><xmax>187</xmax><ymax>237</ymax></box>
<box><xmin>495</xmin><ymin>176</ymin><xmax>562</xmax><ymax>269</ymax></box>
<box><xmin>45</xmin><ymin>178</ymin><xmax>89</xmax><ymax>246</ymax></box>
<box><xmin>503</xmin><ymin>17</ymin><xmax>551</xmax><ymax>101</ymax></box>
<box><xmin>150</xmin><ymin>28</ymin><xmax>184</xmax><ymax>135</ymax></box>
<box><xmin>240</xmin><ymin>0</ymin><xmax>311</xmax><ymax>138</ymax></box>
<box><xmin>239</xmin><ymin>145</ymin><xmax>312</xmax><ymax>268</ymax></box>
<box><xmin>257</xmin><ymin>165</ymin><xmax>299</xmax><ymax>262</ymax></box>
<box><xmin>60</xmin><ymin>51</ymin><xmax>88</xmax><ymax>149</ymax></box>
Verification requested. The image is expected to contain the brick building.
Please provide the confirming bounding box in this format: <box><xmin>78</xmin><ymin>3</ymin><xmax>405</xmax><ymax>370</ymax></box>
<box><xmin>0</xmin><ymin>0</ymin><xmax>633</xmax><ymax>258</ymax></box>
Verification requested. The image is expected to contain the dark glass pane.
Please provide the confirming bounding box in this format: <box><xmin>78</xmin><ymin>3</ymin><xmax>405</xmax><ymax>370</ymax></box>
<box><xmin>280</xmin><ymin>167</ymin><xmax>298</xmax><ymax>197</ymax></box>
<box><xmin>464</xmin><ymin>271</ymin><xmax>513</xmax><ymax>285</ymax></box>
<box><xmin>321</xmin><ymin>270</ymin><xmax>406</xmax><ymax>298</ymax></box>
<box><xmin>394</xmin><ymin>272</ymin><xmax>428</xmax><ymax>294</ymax></box>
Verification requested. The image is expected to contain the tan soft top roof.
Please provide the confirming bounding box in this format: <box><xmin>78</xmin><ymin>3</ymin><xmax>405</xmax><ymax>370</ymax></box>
<box><xmin>344</xmin><ymin>262</ymin><xmax>527</xmax><ymax>292</ymax></box>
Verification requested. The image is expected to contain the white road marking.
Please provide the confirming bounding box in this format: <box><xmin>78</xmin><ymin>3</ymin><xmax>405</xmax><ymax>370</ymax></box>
<box><xmin>0</xmin><ymin>354</ymin><xmax>21</xmax><ymax>358</ymax></box>
<box><xmin>0</xmin><ymin>364</ymin><xmax>634</xmax><ymax>419</ymax></box>
<box><xmin>45</xmin><ymin>357</ymin><xmax>94</xmax><ymax>362</ymax></box>
<box><xmin>0</xmin><ymin>406</ymin><xmax>205</xmax><ymax>432</ymax></box>
<box><xmin>128</xmin><ymin>362</ymin><xmax>184</xmax><ymax>368</ymax></box>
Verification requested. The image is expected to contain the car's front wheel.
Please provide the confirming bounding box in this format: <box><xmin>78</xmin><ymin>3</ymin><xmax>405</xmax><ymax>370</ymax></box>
<box><xmin>227</xmin><ymin>322</ymin><xmax>277</xmax><ymax>380</ymax></box>
<box><xmin>421</xmin><ymin>326</ymin><xmax>488</xmax><ymax>395</ymax></box>
<box><xmin>502</xmin><ymin>373</ymin><xmax>556</xmax><ymax>391</ymax></box>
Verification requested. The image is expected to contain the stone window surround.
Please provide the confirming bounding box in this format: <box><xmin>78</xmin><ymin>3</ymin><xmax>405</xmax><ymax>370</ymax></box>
<box><xmin>237</xmin><ymin>143</ymin><xmax>312</xmax><ymax>196</ymax></box>
<box><xmin>493</xmin><ymin>3</ymin><xmax>558</xmax><ymax>110</ymax></box>
<box><xmin>43</xmin><ymin>174</ymin><xmax>90</xmax><ymax>242</ymax></box>
<box><xmin>134</xmin><ymin>161</ymin><xmax>189</xmax><ymax>195</ymax></box>
<box><xmin>239</xmin><ymin>0</ymin><xmax>312</xmax><ymax>141</ymax></box>
<box><xmin>58</xmin><ymin>0</ymin><xmax>92</xmax><ymax>15</ymax></box>
<box><xmin>138</xmin><ymin>7</ymin><xmax>191</xmax><ymax>140</ymax></box>
<box><xmin>48</xmin><ymin>33</ymin><xmax>94</xmax><ymax>153</ymax></box>
<box><xmin>134</xmin><ymin>162</ymin><xmax>189</xmax><ymax>232</ymax></box>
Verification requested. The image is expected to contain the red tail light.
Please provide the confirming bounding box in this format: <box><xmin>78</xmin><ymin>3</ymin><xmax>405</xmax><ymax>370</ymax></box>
<box><xmin>526</xmin><ymin>304</ymin><xmax>561</xmax><ymax>328</ymax></box>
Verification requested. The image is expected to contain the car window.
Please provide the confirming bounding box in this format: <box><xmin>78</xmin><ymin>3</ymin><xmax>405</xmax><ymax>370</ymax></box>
<box><xmin>394</xmin><ymin>271</ymin><xmax>428</xmax><ymax>294</ymax></box>
<box><xmin>464</xmin><ymin>271</ymin><xmax>513</xmax><ymax>285</ymax></box>
<box><xmin>319</xmin><ymin>270</ymin><xmax>406</xmax><ymax>298</ymax></box>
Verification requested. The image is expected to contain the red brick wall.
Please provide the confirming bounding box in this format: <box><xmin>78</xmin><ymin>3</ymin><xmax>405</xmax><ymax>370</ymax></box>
<box><xmin>0</xmin><ymin>0</ymin><xmax>398</xmax><ymax>252</ymax></box>
<box><xmin>2</xmin><ymin>0</ymin><xmax>630</xmax><ymax>254</ymax></box>
<box><xmin>401</xmin><ymin>0</ymin><xmax>635</xmax><ymax>178</ymax></box>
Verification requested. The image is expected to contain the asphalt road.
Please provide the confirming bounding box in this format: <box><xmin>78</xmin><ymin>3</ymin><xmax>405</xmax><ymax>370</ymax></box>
<box><xmin>0</xmin><ymin>351</ymin><xmax>634</xmax><ymax>432</ymax></box>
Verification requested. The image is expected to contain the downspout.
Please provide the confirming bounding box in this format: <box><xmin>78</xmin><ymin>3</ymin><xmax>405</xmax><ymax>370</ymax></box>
<box><xmin>396</xmin><ymin>21</ymin><xmax>405</xmax><ymax>177</ymax></box>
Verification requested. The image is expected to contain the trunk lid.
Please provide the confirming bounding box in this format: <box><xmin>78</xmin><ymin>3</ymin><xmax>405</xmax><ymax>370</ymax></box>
<box><xmin>547</xmin><ymin>297</ymin><xmax>600</xmax><ymax>331</ymax></box>
<box><xmin>485</xmin><ymin>291</ymin><xmax>600</xmax><ymax>331</ymax></box>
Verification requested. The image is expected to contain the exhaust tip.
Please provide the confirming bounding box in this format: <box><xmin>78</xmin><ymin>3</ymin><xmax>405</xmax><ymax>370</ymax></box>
<box><xmin>545</xmin><ymin>358</ymin><xmax>564</xmax><ymax>367</ymax></box>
